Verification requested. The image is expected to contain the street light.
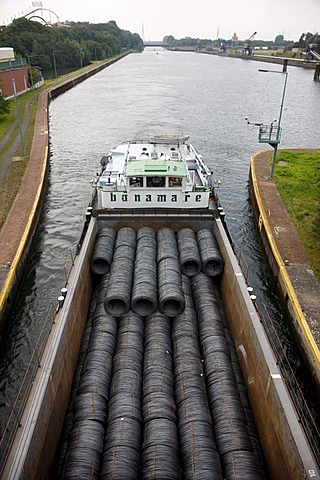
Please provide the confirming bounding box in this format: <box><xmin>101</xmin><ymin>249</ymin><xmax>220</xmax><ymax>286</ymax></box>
<box><xmin>257</xmin><ymin>68</ymin><xmax>288</xmax><ymax>178</ymax></box>
<box><xmin>53</xmin><ymin>50</ymin><xmax>61</xmax><ymax>80</ymax></box>
<box><xmin>80</xmin><ymin>48</ymin><xmax>83</xmax><ymax>69</ymax></box>
<box><xmin>27</xmin><ymin>54</ymin><xmax>43</xmax><ymax>91</ymax></box>
<box><xmin>12</xmin><ymin>78</ymin><xmax>26</xmax><ymax>158</ymax></box>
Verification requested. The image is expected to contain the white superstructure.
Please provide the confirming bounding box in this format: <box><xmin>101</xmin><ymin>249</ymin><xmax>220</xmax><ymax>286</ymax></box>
<box><xmin>95</xmin><ymin>135</ymin><xmax>214</xmax><ymax>209</ymax></box>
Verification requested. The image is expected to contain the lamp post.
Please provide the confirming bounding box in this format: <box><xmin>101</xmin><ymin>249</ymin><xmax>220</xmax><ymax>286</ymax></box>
<box><xmin>53</xmin><ymin>50</ymin><xmax>61</xmax><ymax>80</ymax></box>
<box><xmin>12</xmin><ymin>78</ymin><xmax>27</xmax><ymax>158</ymax></box>
<box><xmin>258</xmin><ymin>68</ymin><xmax>288</xmax><ymax>178</ymax></box>
<box><xmin>27</xmin><ymin>54</ymin><xmax>43</xmax><ymax>91</ymax></box>
<box><xmin>80</xmin><ymin>48</ymin><xmax>83</xmax><ymax>69</ymax></box>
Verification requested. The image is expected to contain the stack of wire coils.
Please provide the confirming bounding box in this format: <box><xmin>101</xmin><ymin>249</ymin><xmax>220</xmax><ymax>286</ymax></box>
<box><xmin>57</xmin><ymin>226</ymin><xmax>266</xmax><ymax>480</ymax></box>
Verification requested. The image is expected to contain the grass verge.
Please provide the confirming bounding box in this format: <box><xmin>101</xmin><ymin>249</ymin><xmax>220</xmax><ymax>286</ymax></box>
<box><xmin>274</xmin><ymin>150</ymin><xmax>320</xmax><ymax>280</ymax></box>
<box><xmin>0</xmin><ymin>91</ymin><xmax>39</xmax><ymax>229</ymax></box>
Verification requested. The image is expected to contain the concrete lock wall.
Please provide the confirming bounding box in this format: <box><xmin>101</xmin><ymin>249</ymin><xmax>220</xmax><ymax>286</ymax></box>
<box><xmin>249</xmin><ymin>153</ymin><xmax>320</xmax><ymax>391</ymax></box>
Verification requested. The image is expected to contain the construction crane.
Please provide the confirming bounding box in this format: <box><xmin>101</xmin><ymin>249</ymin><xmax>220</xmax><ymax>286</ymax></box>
<box><xmin>304</xmin><ymin>43</ymin><xmax>320</xmax><ymax>61</ymax></box>
<box><xmin>242</xmin><ymin>31</ymin><xmax>257</xmax><ymax>56</ymax></box>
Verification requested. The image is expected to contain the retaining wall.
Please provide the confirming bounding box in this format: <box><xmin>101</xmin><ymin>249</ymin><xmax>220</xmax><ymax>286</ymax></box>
<box><xmin>249</xmin><ymin>152</ymin><xmax>320</xmax><ymax>392</ymax></box>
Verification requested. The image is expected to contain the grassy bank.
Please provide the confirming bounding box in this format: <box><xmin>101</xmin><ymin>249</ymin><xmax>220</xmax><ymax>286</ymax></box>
<box><xmin>274</xmin><ymin>150</ymin><xmax>320</xmax><ymax>279</ymax></box>
<box><xmin>0</xmin><ymin>90</ymin><xmax>39</xmax><ymax>229</ymax></box>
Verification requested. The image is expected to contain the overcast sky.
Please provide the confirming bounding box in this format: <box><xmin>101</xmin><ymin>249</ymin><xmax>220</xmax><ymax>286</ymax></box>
<box><xmin>1</xmin><ymin>0</ymin><xmax>319</xmax><ymax>42</ymax></box>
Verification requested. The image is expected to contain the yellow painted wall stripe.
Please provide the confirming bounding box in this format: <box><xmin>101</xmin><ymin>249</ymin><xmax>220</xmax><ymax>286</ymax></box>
<box><xmin>251</xmin><ymin>151</ymin><xmax>320</xmax><ymax>367</ymax></box>
<box><xmin>0</xmin><ymin>140</ymin><xmax>49</xmax><ymax>312</ymax></box>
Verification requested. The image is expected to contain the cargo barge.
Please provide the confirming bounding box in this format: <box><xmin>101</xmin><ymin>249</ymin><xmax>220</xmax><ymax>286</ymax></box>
<box><xmin>1</xmin><ymin>136</ymin><xmax>319</xmax><ymax>479</ymax></box>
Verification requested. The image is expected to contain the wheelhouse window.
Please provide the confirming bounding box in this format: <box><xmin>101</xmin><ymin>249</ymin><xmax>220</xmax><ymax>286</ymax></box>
<box><xmin>129</xmin><ymin>177</ymin><xmax>143</xmax><ymax>187</ymax></box>
<box><xmin>147</xmin><ymin>176</ymin><xmax>165</xmax><ymax>188</ymax></box>
<box><xmin>169</xmin><ymin>177</ymin><xmax>182</xmax><ymax>187</ymax></box>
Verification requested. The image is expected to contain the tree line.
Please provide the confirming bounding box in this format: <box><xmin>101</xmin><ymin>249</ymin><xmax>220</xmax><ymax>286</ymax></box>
<box><xmin>0</xmin><ymin>17</ymin><xmax>144</xmax><ymax>72</ymax></box>
<box><xmin>163</xmin><ymin>32</ymin><xmax>320</xmax><ymax>52</ymax></box>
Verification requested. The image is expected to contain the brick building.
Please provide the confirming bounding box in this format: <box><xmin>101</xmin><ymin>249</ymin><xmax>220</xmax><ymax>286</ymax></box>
<box><xmin>0</xmin><ymin>48</ymin><xmax>43</xmax><ymax>98</ymax></box>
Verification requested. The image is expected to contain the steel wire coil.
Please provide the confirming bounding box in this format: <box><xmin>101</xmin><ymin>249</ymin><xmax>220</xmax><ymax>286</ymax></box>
<box><xmin>182</xmin><ymin>449</ymin><xmax>222</xmax><ymax>480</ymax></box>
<box><xmin>178</xmin><ymin>420</ymin><xmax>221</xmax><ymax>479</ymax></box>
<box><xmin>196</xmin><ymin>229</ymin><xmax>224</xmax><ymax>276</ymax></box>
<box><xmin>177</xmin><ymin>393</ymin><xmax>212</xmax><ymax>426</ymax></box>
<box><xmin>118</xmin><ymin>311</ymin><xmax>144</xmax><ymax>334</ymax></box>
<box><xmin>141</xmin><ymin>444</ymin><xmax>180</xmax><ymax>480</ymax></box>
<box><xmin>95</xmin><ymin>280</ymin><xmax>111</xmax><ymax>307</ymax></box>
<box><xmin>181</xmin><ymin>276</ymin><xmax>195</xmax><ymax>309</ymax></box>
<box><xmin>157</xmin><ymin>255</ymin><xmax>185</xmax><ymax>316</ymax></box>
<box><xmin>145</xmin><ymin>311</ymin><xmax>171</xmax><ymax>335</ymax></box>
<box><xmin>175</xmin><ymin>382</ymin><xmax>208</xmax><ymax>407</ymax></box>
<box><xmin>137</xmin><ymin>226</ymin><xmax>157</xmax><ymax>241</ymax></box>
<box><xmin>55</xmin><ymin>291</ymin><xmax>99</xmax><ymax>477</ymax></box>
<box><xmin>172</xmin><ymin>312</ymin><xmax>199</xmax><ymax>343</ymax></box>
<box><xmin>158</xmin><ymin>269</ymin><xmax>182</xmax><ymax>288</ymax></box>
<box><xmin>157</xmin><ymin>228</ymin><xmax>178</xmax><ymax>263</ymax></box>
<box><xmin>144</xmin><ymin>329</ymin><xmax>173</xmax><ymax>352</ymax></box>
<box><xmin>181</xmin><ymin>274</ymin><xmax>193</xmax><ymax>296</ymax></box>
<box><xmin>131</xmin><ymin>284</ymin><xmax>158</xmax><ymax>317</ymax></box>
<box><xmin>179</xmin><ymin>420</ymin><xmax>216</xmax><ymax>456</ymax></box>
<box><xmin>203</xmin><ymin>351</ymin><xmax>234</xmax><ymax>378</ymax></box>
<box><xmin>78</xmin><ymin>365</ymin><xmax>112</xmax><ymax>400</ymax></box>
<box><xmin>115</xmin><ymin>226</ymin><xmax>136</xmax><ymax>247</ymax></box>
<box><xmin>158</xmin><ymin>256</ymin><xmax>181</xmax><ymax>275</ymax></box>
<box><xmin>222</xmin><ymin>450</ymin><xmax>263</xmax><ymax>480</ymax></box>
<box><xmin>61</xmin><ymin>448</ymin><xmax>101</xmax><ymax>480</ymax></box>
<box><xmin>142</xmin><ymin>392</ymin><xmax>176</xmax><ymax>424</ymax></box>
<box><xmin>144</xmin><ymin>341</ymin><xmax>172</xmax><ymax>370</ymax></box>
<box><xmin>142</xmin><ymin>418</ymin><xmax>179</xmax><ymax>450</ymax></box>
<box><xmin>90</xmin><ymin>228</ymin><xmax>116</xmax><ymax>275</ymax></box>
<box><xmin>143</xmin><ymin>366</ymin><xmax>175</xmax><ymax>397</ymax></box>
<box><xmin>104</xmin><ymin>276</ymin><xmax>133</xmax><ymax>317</ymax></box>
<box><xmin>86</xmin><ymin>330</ymin><xmax>117</xmax><ymax>355</ymax></box>
<box><xmin>108</xmin><ymin>392</ymin><xmax>142</xmax><ymax>422</ymax></box>
<box><xmin>67</xmin><ymin>419</ymin><xmax>105</xmax><ymax>453</ymax></box>
<box><xmin>83</xmin><ymin>349</ymin><xmax>114</xmax><ymax>370</ymax></box>
<box><xmin>173</xmin><ymin>334</ymin><xmax>202</xmax><ymax>359</ymax></box>
<box><xmin>90</xmin><ymin>314</ymin><xmax>118</xmax><ymax>339</ymax></box>
<box><xmin>116</xmin><ymin>329</ymin><xmax>144</xmax><ymax>353</ymax></box>
<box><xmin>112</xmin><ymin>348</ymin><xmax>143</xmax><ymax>374</ymax></box>
<box><xmin>110</xmin><ymin>368</ymin><xmax>142</xmax><ymax>397</ymax></box>
<box><xmin>104</xmin><ymin>417</ymin><xmax>141</xmax><ymax>452</ymax></box>
<box><xmin>158</xmin><ymin>289</ymin><xmax>185</xmax><ymax>317</ymax></box>
<box><xmin>72</xmin><ymin>392</ymin><xmax>107</xmax><ymax>425</ymax></box>
<box><xmin>177</xmin><ymin>228</ymin><xmax>202</xmax><ymax>277</ymax></box>
<box><xmin>173</xmin><ymin>353</ymin><xmax>204</xmax><ymax>380</ymax></box>
<box><xmin>201</xmin><ymin>335</ymin><xmax>230</xmax><ymax>356</ymax></box>
<box><xmin>113</xmin><ymin>244</ymin><xmax>136</xmax><ymax>261</ymax></box>
<box><xmin>213</xmin><ymin>417</ymin><xmax>253</xmax><ymax>456</ymax></box>
<box><xmin>104</xmin><ymin>230</ymin><xmax>136</xmax><ymax>316</ymax></box>
<box><xmin>101</xmin><ymin>445</ymin><xmax>140</xmax><ymax>480</ymax></box>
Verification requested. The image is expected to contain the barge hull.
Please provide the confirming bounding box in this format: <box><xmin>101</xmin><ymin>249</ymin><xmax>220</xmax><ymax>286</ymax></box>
<box><xmin>2</xmin><ymin>212</ymin><xmax>319</xmax><ymax>479</ymax></box>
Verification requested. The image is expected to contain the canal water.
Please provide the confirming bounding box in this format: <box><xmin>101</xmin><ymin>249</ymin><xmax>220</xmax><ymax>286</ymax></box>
<box><xmin>0</xmin><ymin>49</ymin><xmax>319</xmax><ymax>465</ymax></box>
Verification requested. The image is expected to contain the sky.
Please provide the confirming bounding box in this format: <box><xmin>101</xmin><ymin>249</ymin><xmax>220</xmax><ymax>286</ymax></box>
<box><xmin>0</xmin><ymin>0</ymin><xmax>319</xmax><ymax>42</ymax></box>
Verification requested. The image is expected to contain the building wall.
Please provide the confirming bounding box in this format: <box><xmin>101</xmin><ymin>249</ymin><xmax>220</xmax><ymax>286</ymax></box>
<box><xmin>0</xmin><ymin>66</ymin><xmax>29</xmax><ymax>98</ymax></box>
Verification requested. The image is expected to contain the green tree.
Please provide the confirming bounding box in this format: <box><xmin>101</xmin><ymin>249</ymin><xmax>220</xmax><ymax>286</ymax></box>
<box><xmin>274</xmin><ymin>34</ymin><xmax>284</xmax><ymax>45</ymax></box>
<box><xmin>0</xmin><ymin>84</ymin><xmax>10</xmax><ymax>116</ymax></box>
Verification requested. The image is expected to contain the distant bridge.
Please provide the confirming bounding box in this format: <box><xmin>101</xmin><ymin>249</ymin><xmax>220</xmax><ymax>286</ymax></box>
<box><xmin>143</xmin><ymin>41</ymin><xmax>170</xmax><ymax>47</ymax></box>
